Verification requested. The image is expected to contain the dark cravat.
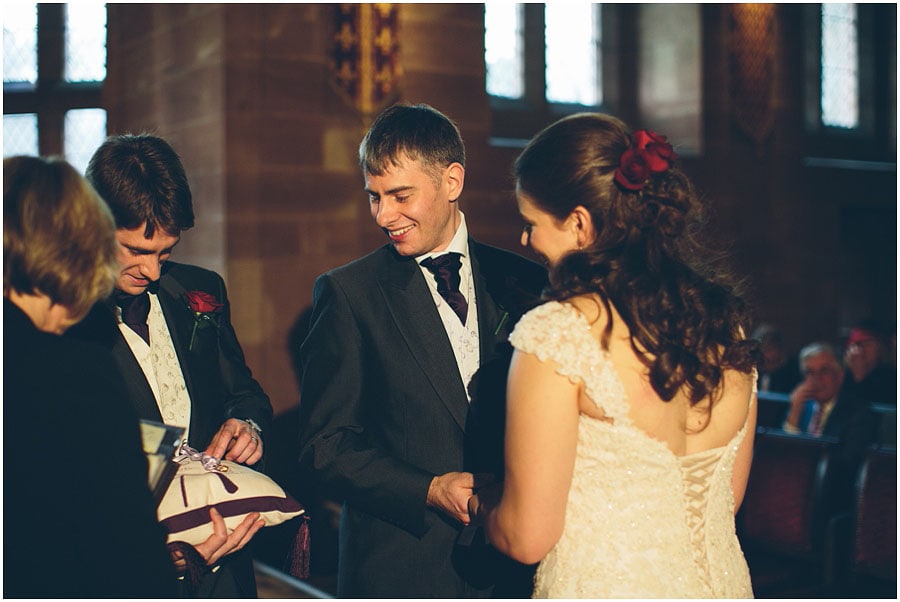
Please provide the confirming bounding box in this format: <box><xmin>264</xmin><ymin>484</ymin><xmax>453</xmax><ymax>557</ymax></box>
<box><xmin>421</xmin><ymin>252</ymin><xmax>468</xmax><ymax>325</ymax></box>
<box><xmin>114</xmin><ymin>290</ymin><xmax>151</xmax><ymax>345</ymax></box>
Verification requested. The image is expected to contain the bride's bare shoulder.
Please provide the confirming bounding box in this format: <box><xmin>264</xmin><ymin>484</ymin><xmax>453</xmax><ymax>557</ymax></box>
<box><xmin>564</xmin><ymin>294</ymin><xmax>609</xmax><ymax>327</ymax></box>
<box><xmin>697</xmin><ymin>368</ymin><xmax>755</xmax><ymax>438</ymax></box>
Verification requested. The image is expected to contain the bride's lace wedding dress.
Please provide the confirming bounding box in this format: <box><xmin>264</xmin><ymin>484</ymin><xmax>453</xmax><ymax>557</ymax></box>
<box><xmin>510</xmin><ymin>302</ymin><xmax>754</xmax><ymax>598</ymax></box>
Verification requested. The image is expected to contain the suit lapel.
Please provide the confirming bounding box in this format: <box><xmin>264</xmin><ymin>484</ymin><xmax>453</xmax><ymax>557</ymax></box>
<box><xmin>470</xmin><ymin>243</ymin><xmax>506</xmax><ymax>364</ymax></box>
<box><xmin>99</xmin><ymin>304</ymin><xmax>164</xmax><ymax>423</ymax></box>
<box><xmin>378</xmin><ymin>254</ymin><xmax>470</xmax><ymax>431</ymax></box>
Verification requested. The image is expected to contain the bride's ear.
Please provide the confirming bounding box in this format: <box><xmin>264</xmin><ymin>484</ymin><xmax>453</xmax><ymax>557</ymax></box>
<box><xmin>568</xmin><ymin>205</ymin><xmax>596</xmax><ymax>249</ymax></box>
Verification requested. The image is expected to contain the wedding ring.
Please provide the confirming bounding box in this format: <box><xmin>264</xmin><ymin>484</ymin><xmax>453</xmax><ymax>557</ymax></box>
<box><xmin>251</xmin><ymin>435</ymin><xmax>258</xmax><ymax>442</ymax></box>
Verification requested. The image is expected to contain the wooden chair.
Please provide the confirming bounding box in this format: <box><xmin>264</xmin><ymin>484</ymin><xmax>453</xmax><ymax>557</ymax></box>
<box><xmin>845</xmin><ymin>446</ymin><xmax>896</xmax><ymax>597</ymax></box>
<box><xmin>737</xmin><ymin>428</ymin><xmax>839</xmax><ymax>597</ymax></box>
<box><xmin>756</xmin><ymin>391</ymin><xmax>791</xmax><ymax>429</ymax></box>
<box><xmin>870</xmin><ymin>404</ymin><xmax>896</xmax><ymax>448</ymax></box>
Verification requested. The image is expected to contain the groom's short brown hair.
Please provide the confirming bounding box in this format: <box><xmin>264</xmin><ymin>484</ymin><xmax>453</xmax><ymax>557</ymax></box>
<box><xmin>359</xmin><ymin>103</ymin><xmax>466</xmax><ymax>185</ymax></box>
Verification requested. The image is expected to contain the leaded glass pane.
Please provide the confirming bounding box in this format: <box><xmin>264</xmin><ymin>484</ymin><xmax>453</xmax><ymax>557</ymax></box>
<box><xmin>3</xmin><ymin>114</ymin><xmax>39</xmax><ymax>157</ymax></box>
<box><xmin>485</xmin><ymin>3</ymin><xmax>524</xmax><ymax>99</ymax></box>
<box><xmin>64</xmin><ymin>108</ymin><xmax>106</xmax><ymax>174</ymax></box>
<box><xmin>65</xmin><ymin>3</ymin><xmax>107</xmax><ymax>82</ymax></box>
<box><xmin>821</xmin><ymin>3</ymin><xmax>858</xmax><ymax>129</ymax></box>
<box><xmin>3</xmin><ymin>2</ymin><xmax>38</xmax><ymax>84</ymax></box>
<box><xmin>546</xmin><ymin>2</ymin><xmax>600</xmax><ymax>105</ymax></box>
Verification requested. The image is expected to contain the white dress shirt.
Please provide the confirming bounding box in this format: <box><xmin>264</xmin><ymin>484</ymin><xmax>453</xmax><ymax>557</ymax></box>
<box><xmin>117</xmin><ymin>292</ymin><xmax>192</xmax><ymax>442</ymax></box>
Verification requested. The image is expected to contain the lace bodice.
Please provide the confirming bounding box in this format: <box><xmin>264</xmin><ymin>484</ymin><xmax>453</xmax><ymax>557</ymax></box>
<box><xmin>509</xmin><ymin>302</ymin><xmax>754</xmax><ymax>598</ymax></box>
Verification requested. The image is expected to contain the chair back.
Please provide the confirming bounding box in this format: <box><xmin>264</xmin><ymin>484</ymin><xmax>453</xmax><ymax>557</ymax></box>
<box><xmin>870</xmin><ymin>404</ymin><xmax>896</xmax><ymax>448</ymax></box>
<box><xmin>739</xmin><ymin>428</ymin><xmax>837</xmax><ymax>556</ymax></box>
<box><xmin>756</xmin><ymin>391</ymin><xmax>791</xmax><ymax>428</ymax></box>
<box><xmin>852</xmin><ymin>446</ymin><xmax>897</xmax><ymax>580</ymax></box>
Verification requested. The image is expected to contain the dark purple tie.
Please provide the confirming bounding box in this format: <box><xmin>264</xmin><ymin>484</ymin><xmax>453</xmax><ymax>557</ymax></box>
<box><xmin>421</xmin><ymin>252</ymin><xmax>468</xmax><ymax>325</ymax></box>
<box><xmin>114</xmin><ymin>290</ymin><xmax>151</xmax><ymax>345</ymax></box>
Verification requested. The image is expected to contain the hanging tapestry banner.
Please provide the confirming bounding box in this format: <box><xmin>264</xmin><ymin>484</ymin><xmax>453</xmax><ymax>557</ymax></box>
<box><xmin>332</xmin><ymin>4</ymin><xmax>402</xmax><ymax>120</ymax></box>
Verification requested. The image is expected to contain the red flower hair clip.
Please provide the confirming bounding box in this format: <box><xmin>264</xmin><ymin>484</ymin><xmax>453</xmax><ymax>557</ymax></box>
<box><xmin>614</xmin><ymin>129</ymin><xmax>678</xmax><ymax>192</ymax></box>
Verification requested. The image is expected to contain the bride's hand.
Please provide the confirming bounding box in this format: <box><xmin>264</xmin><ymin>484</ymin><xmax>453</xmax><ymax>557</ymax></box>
<box><xmin>469</xmin><ymin>481</ymin><xmax>502</xmax><ymax>524</ymax></box>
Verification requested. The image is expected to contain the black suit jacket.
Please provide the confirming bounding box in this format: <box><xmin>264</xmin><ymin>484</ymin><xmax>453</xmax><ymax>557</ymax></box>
<box><xmin>67</xmin><ymin>261</ymin><xmax>273</xmax><ymax>597</ymax></box>
<box><xmin>4</xmin><ymin>299</ymin><xmax>178</xmax><ymax>598</ymax></box>
<box><xmin>822</xmin><ymin>382</ymin><xmax>879</xmax><ymax>514</ymax></box>
<box><xmin>69</xmin><ymin>262</ymin><xmax>273</xmax><ymax>448</ymax></box>
<box><xmin>298</xmin><ymin>240</ymin><xmax>546</xmax><ymax>598</ymax></box>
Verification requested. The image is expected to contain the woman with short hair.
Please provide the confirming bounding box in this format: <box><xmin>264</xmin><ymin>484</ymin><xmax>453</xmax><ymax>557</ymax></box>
<box><xmin>3</xmin><ymin>155</ymin><xmax>178</xmax><ymax>598</ymax></box>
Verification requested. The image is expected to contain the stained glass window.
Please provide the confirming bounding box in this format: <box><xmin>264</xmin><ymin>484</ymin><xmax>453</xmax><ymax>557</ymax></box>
<box><xmin>484</xmin><ymin>3</ymin><xmax>605</xmax><ymax>142</ymax></box>
<box><xmin>65</xmin><ymin>3</ymin><xmax>107</xmax><ymax>82</ymax></box>
<box><xmin>3</xmin><ymin>2</ymin><xmax>38</xmax><ymax>84</ymax></box>
<box><xmin>485</xmin><ymin>3</ymin><xmax>524</xmax><ymax>99</ymax></box>
<box><xmin>821</xmin><ymin>3</ymin><xmax>858</xmax><ymax>129</ymax></box>
<box><xmin>546</xmin><ymin>2</ymin><xmax>600</xmax><ymax>105</ymax></box>
<box><xmin>65</xmin><ymin>108</ymin><xmax>107</xmax><ymax>174</ymax></box>
<box><xmin>3</xmin><ymin>113</ymin><xmax>39</xmax><ymax>157</ymax></box>
<box><xmin>3</xmin><ymin>4</ymin><xmax>107</xmax><ymax>162</ymax></box>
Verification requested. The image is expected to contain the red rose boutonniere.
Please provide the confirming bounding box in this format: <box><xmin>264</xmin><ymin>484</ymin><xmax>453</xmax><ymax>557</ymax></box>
<box><xmin>614</xmin><ymin>129</ymin><xmax>677</xmax><ymax>191</ymax></box>
<box><xmin>185</xmin><ymin>290</ymin><xmax>224</xmax><ymax>351</ymax></box>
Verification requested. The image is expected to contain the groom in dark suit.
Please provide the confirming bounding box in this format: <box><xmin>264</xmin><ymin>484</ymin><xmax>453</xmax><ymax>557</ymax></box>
<box><xmin>67</xmin><ymin>134</ymin><xmax>273</xmax><ymax>597</ymax></box>
<box><xmin>298</xmin><ymin>103</ymin><xmax>546</xmax><ymax>597</ymax></box>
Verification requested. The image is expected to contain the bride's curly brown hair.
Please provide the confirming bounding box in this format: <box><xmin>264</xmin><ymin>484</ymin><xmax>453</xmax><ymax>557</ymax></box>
<box><xmin>515</xmin><ymin>113</ymin><xmax>758</xmax><ymax>405</ymax></box>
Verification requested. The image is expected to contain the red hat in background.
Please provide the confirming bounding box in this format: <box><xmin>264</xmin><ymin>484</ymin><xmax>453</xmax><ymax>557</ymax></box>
<box><xmin>847</xmin><ymin>327</ymin><xmax>878</xmax><ymax>346</ymax></box>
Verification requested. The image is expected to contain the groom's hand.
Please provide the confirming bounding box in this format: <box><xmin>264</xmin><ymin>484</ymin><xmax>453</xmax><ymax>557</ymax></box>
<box><xmin>428</xmin><ymin>472</ymin><xmax>475</xmax><ymax>525</ymax></box>
<box><xmin>427</xmin><ymin>472</ymin><xmax>494</xmax><ymax>526</ymax></box>
<box><xmin>205</xmin><ymin>418</ymin><xmax>263</xmax><ymax>465</ymax></box>
<box><xmin>468</xmin><ymin>480</ymin><xmax>501</xmax><ymax>525</ymax></box>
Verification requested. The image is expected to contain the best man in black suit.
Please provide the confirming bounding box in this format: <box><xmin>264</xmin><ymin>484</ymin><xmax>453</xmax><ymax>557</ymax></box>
<box><xmin>67</xmin><ymin>134</ymin><xmax>273</xmax><ymax>597</ymax></box>
<box><xmin>298</xmin><ymin>103</ymin><xmax>547</xmax><ymax>597</ymax></box>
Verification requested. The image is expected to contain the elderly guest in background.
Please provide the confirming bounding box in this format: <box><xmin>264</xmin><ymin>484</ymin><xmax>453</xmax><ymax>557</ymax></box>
<box><xmin>784</xmin><ymin>342</ymin><xmax>877</xmax><ymax>513</ymax></box>
<box><xmin>3</xmin><ymin>155</ymin><xmax>178</xmax><ymax>598</ymax></box>
<box><xmin>783</xmin><ymin>342</ymin><xmax>846</xmax><ymax>436</ymax></box>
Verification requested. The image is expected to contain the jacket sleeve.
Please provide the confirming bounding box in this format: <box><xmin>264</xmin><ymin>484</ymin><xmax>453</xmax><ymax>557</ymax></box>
<box><xmin>297</xmin><ymin>272</ymin><xmax>435</xmax><ymax>537</ymax></box>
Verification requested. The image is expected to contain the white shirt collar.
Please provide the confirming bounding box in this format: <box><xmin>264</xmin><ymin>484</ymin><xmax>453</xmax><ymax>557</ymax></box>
<box><xmin>416</xmin><ymin>211</ymin><xmax>469</xmax><ymax>263</ymax></box>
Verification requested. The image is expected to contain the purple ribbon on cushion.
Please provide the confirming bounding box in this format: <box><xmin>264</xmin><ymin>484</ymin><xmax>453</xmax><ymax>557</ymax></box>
<box><xmin>174</xmin><ymin>443</ymin><xmax>226</xmax><ymax>472</ymax></box>
<box><xmin>173</xmin><ymin>443</ymin><xmax>239</xmax><ymax>502</ymax></box>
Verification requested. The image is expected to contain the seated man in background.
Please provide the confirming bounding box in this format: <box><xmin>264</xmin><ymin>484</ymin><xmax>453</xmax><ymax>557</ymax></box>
<box><xmin>752</xmin><ymin>323</ymin><xmax>802</xmax><ymax>393</ymax></box>
<box><xmin>842</xmin><ymin>319</ymin><xmax>897</xmax><ymax>406</ymax></box>
<box><xmin>783</xmin><ymin>342</ymin><xmax>877</xmax><ymax>513</ymax></box>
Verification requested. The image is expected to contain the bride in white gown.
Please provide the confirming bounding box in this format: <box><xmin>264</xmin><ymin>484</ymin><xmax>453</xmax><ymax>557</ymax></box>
<box><xmin>469</xmin><ymin>113</ymin><xmax>758</xmax><ymax>598</ymax></box>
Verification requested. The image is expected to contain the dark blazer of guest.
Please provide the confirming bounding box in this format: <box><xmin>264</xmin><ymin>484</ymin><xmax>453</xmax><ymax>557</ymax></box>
<box><xmin>3</xmin><ymin>298</ymin><xmax>178</xmax><ymax>598</ymax></box>
<box><xmin>298</xmin><ymin>239</ymin><xmax>546</xmax><ymax>598</ymax></box>
<box><xmin>794</xmin><ymin>390</ymin><xmax>877</xmax><ymax>446</ymax></box>
<box><xmin>761</xmin><ymin>359</ymin><xmax>803</xmax><ymax>394</ymax></box>
<box><xmin>825</xmin><ymin>381</ymin><xmax>879</xmax><ymax>508</ymax></box>
<box><xmin>795</xmin><ymin>389</ymin><xmax>878</xmax><ymax>515</ymax></box>
<box><xmin>67</xmin><ymin>261</ymin><xmax>273</xmax><ymax>597</ymax></box>
<box><xmin>844</xmin><ymin>363</ymin><xmax>898</xmax><ymax>406</ymax></box>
